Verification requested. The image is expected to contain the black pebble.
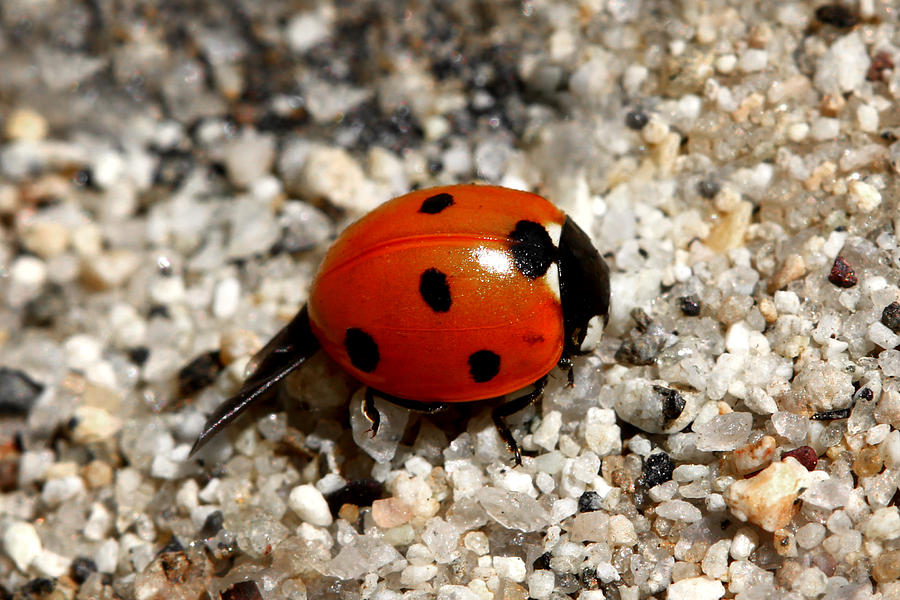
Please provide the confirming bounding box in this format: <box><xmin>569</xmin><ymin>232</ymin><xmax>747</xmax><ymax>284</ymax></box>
<box><xmin>678</xmin><ymin>295</ymin><xmax>701</xmax><ymax>316</ymax></box>
<box><xmin>697</xmin><ymin>179</ymin><xmax>720</xmax><ymax>199</ymax></box>
<box><xmin>0</xmin><ymin>368</ymin><xmax>44</xmax><ymax>416</ymax></box>
<box><xmin>654</xmin><ymin>385</ymin><xmax>686</xmax><ymax>421</ymax></box>
<box><xmin>815</xmin><ymin>4</ymin><xmax>858</xmax><ymax>28</ymax></box>
<box><xmin>578</xmin><ymin>490</ymin><xmax>603</xmax><ymax>512</ymax></box>
<box><xmin>200</xmin><ymin>510</ymin><xmax>224</xmax><ymax>538</ymax></box>
<box><xmin>70</xmin><ymin>557</ymin><xmax>98</xmax><ymax>584</ymax></box>
<box><xmin>615</xmin><ymin>337</ymin><xmax>659</xmax><ymax>366</ymax></box>
<box><xmin>625</xmin><ymin>109</ymin><xmax>649</xmax><ymax>130</ymax></box>
<box><xmin>23</xmin><ymin>283</ymin><xmax>66</xmax><ymax>327</ymax></box>
<box><xmin>325</xmin><ymin>479</ymin><xmax>384</xmax><ymax>515</ymax></box>
<box><xmin>882</xmin><ymin>302</ymin><xmax>900</xmax><ymax>333</ymax></box>
<box><xmin>20</xmin><ymin>579</ymin><xmax>54</xmax><ymax>595</ymax></box>
<box><xmin>639</xmin><ymin>452</ymin><xmax>675</xmax><ymax>488</ymax></box>
<box><xmin>177</xmin><ymin>351</ymin><xmax>223</xmax><ymax>397</ymax></box>
<box><xmin>128</xmin><ymin>346</ymin><xmax>150</xmax><ymax>366</ymax></box>
<box><xmin>532</xmin><ymin>551</ymin><xmax>552</xmax><ymax>570</ymax></box>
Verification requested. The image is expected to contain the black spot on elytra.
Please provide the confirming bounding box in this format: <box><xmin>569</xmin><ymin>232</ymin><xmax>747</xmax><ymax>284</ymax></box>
<box><xmin>419</xmin><ymin>268</ymin><xmax>451</xmax><ymax>312</ymax></box>
<box><xmin>345</xmin><ymin>328</ymin><xmax>379</xmax><ymax>372</ymax></box>
<box><xmin>510</xmin><ymin>220</ymin><xmax>556</xmax><ymax>279</ymax></box>
<box><xmin>468</xmin><ymin>350</ymin><xmax>500</xmax><ymax>383</ymax></box>
<box><xmin>419</xmin><ymin>193</ymin><xmax>454</xmax><ymax>214</ymax></box>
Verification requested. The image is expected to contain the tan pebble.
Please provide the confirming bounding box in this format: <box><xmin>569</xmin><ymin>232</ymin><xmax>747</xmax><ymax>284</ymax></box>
<box><xmin>653</xmin><ymin>132</ymin><xmax>681</xmax><ymax>177</ymax></box>
<box><xmin>773</xmin><ymin>528</ymin><xmax>797</xmax><ymax>557</ymax></box>
<box><xmin>758</xmin><ymin>297</ymin><xmax>778</xmax><ymax>324</ymax></box>
<box><xmin>713</xmin><ymin>187</ymin><xmax>741</xmax><ymax>213</ymax></box>
<box><xmin>767</xmin><ymin>254</ymin><xmax>806</xmax><ymax>293</ymax></box>
<box><xmin>372</xmin><ymin>497</ymin><xmax>413</xmax><ymax>529</ymax></box>
<box><xmin>80</xmin><ymin>249</ymin><xmax>140</xmax><ymax>291</ymax></box>
<box><xmin>724</xmin><ymin>457</ymin><xmax>808</xmax><ymax>532</ymax></box>
<box><xmin>497</xmin><ymin>581</ymin><xmax>528</xmax><ymax>600</ymax></box>
<box><xmin>731</xmin><ymin>92</ymin><xmax>764</xmax><ymax>123</ymax></box>
<box><xmin>0</xmin><ymin>185</ymin><xmax>19</xmax><ymax>214</ymax></box>
<box><xmin>873</xmin><ymin>549</ymin><xmax>900</xmax><ymax>583</ymax></box>
<box><xmin>853</xmin><ymin>446</ymin><xmax>884</xmax><ymax>478</ymax></box>
<box><xmin>338</xmin><ymin>503</ymin><xmax>359</xmax><ymax>523</ymax></box>
<box><xmin>819</xmin><ymin>94</ymin><xmax>846</xmax><ymax>117</ymax></box>
<box><xmin>748</xmin><ymin>23</ymin><xmax>773</xmax><ymax>48</ymax></box>
<box><xmin>219</xmin><ymin>329</ymin><xmax>261</xmax><ymax>366</ymax></box>
<box><xmin>71</xmin><ymin>405</ymin><xmax>122</xmax><ymax>444</ymax></box>
<box><xmin>4</xmin><ymin>108</ymin><xmax>49</xmax><ymax>141</ymax></box>
<box><xmin>43</xmin><ymin>461</ymin><xmax>79</xmax><ymax>480</ymax></box>
<box><xmin>705</xmin><ymin>200</ymin><xmax>752</xmax><ymax>252</ymax></box>
<box><xmin>21</xmin><ymin>221</ymin><xmax>69</xmax><ymax>259</ymax></box>
<box><xmin>641</xmin><ymin>118</ymin><xmax>669</xmax><ymax>145</ymax></box>
<box><xmin>71</xmin><ymin>224</ymin><xmax>103</xmax><ymax>257</ymax></box>
<box><xmin>728</xmin><ymin>435</ymin><xmax>776</xmax><ymax>476</ymax></box>
<box><xmin>82</xmin><ymin>460</ymin><xmax>114</xmax><ymax>488</ymax></box>
<box><xmin>804</xmin><ymin>161</ymin><xmax>836</xmax><ymax>191</ymax></box>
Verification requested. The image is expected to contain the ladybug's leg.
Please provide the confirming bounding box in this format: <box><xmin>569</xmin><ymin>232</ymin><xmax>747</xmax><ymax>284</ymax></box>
<box><xmin>557</xmin><ymin>356</ymin><xmax>575</xmax><ymax>387</ymax></box>
<box><xmin>492</xmin><ymin>375</ymin><xmax>548</xmax><ymax>466</ymax></box>
<box><xmin>363</xmin><ymin>388</ymin><xmax>381</xmax><ymax>438</ymax></box>
<box><xmin>363</xmin><ymin>388</ymin><xmax>447</xmax><ymax>437</ymax></box>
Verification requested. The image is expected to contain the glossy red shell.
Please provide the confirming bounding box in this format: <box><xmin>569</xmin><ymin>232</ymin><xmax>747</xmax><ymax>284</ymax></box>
<box><xmin>307</xmin><ymin>184</ymin><xmax>566</xmax><ymax>403</ymax></box>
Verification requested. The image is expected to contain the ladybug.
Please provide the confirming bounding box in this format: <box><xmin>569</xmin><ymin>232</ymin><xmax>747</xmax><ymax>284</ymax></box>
<box><xmin>191</xmin><ymin>184</ymin><xmax>610</xmax><ymax>463</ymax></box>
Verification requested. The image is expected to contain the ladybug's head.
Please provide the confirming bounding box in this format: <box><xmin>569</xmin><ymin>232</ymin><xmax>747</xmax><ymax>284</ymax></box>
<box><xmin>557</xmin><ymin>216</ymin><xmax>611</xmax><ymax>357</ymax></box>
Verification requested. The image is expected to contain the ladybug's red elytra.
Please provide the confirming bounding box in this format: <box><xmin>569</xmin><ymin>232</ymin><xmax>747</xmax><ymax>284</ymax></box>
<box><xmin>191</xmin><ymin>184</ymin><xmax>610</xmax><ymax>463</ymax></box>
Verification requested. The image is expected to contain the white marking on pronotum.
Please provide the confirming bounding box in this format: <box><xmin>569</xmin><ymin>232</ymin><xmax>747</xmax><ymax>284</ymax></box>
<box><xmin>543</xmin><ymin>221</ymin><xmax>563</xmax><ymax>302</ymax></box>
<box><xmin>580</xmin><ymin>314</ymin><xmax>606</xmax><ymax>352</ymax></box>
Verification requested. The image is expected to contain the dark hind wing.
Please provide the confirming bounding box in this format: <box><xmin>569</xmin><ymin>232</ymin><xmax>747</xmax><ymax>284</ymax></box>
<box><xmin>190</xmin><ymin>305</ymin><xmax>320</xmax><ymax>455</ymax></box>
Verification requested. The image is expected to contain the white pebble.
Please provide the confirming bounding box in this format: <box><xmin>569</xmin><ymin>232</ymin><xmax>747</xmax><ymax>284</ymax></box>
<box><xmin>847</xmin><ymin>180</ymin><xmax>882</xmax><ymax>213</ymax></box>
<box><xmin>715</xmin><ymin>54</ymin><xmax>737</xmax><ymax>74</ymax></box>
<box><xmin>701</xmin><ymin>539</ymin><xmax>731</xmax><ymax>579</ymax></box>
<box><xmin>868</xmin><ymin>321</ymin><xmax>900</xmax><ymax>349</ymax></box>
<box><xmin>10</xmin><ymin>255</ymin><xmax>48</xmax><ymax>288</ymax></box>
<box><xmin>64</xmin><ymin>334</ymin><xmax>103</xmax><ymax>371</ymax></box>
<box><xmin>656</xmin><ymin>500</ymin><xmax>702</xmax><ymax>522</ymax></box>
<box><xmin>2</xmin><ymin>521</ymin><xmax>42</xmax><ymax>571</ymax></box>
<box><xmin>773</xmin><ymin>291</ymin><xmax>800</xmax><ymax>314</ymax></box>
<box><xmin>730</xmin><ymin>527</ymin><xmax>759</xmax><ymax>560</ymax></box>
<box><xmin>739</xmin><ymin>49</ymin><xmax>768</xmax><ymax>72</ymax></box>
<box><xmin>795</xmin><ymin>523</ymin><xmax>826</xmax><ymax>549</ymax></box>
<box><xmin>814</xmin><ymin>32</ymin><xmax>870</xmax><ymax>94</ymax></box>
<box><xmin>212</xmin><ymin>277</ymin><xmax>241</xmax><ymax>318</ymax></box>
<box><xmin>787</xmin><ymin>122</ymin><xmax>809</xmax><ymax>142</ymax></box>
<box><xmin>667</xmin><ymin>576</ymin><xmax>725</xmax><ymax>600</ymax></box>
<box><xmin>41</xmin><ymin>475</ymin><xmax>86</xmax><ymax>506</ymax></box>
<box><xmin>94</xmin><ymin>538</ymin><xmax>119</xmax><ymax>573</ymax></box>
<box><xmin>528</xmin><ymin>570</ymin><xmax>555</xmax><ymax>599</ymax></box>
<box><xmin>33</xmin><ymin>549</ymin><xmax>70</xmax><ymax>578</ymax></box>
<box><xmin>810</xmin><ymin>117</ymin><xmax>840</xmax><ymax>141</ymax></box>
<box><xmin>289</xmin><ymin>484</ymin><xmax>333</xmax><ymax>527</ymax></box>
<box><xmin>533</xmin><ymin>411</ymin><xmax>562</xmax><ymax>451</ymax></box>
<box><xmin>608</xmin><ymin>514</ymin><xmax>638</xmax><ymax>546</ymax></box>
<box><xmin>857</xmin><ymin>104</ymin><xmax>879</xmax><ymax>133</ymax></box>
<box><xmin>493</xmin><ymin>556</ymin><xmax>526</xmax><ymax>582</ymax></box>
<box><xmin>864</xmin><ymin>507</ymin><xmax>900</xmax><ymax>541</ymax></box>
<box><xmin>286</xmin><ymin>11</ymin><xmax>332</xmax><ymax>53</ymax></box>
<box><xmin>793</xmin><ymin>567</ymin><xmax>827</xmax><ymax>597</ymax></box>
<box><xmin>437</xmin><ymin>585</ymin><xmax>480</xmax><ymax>600</ymax></box>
